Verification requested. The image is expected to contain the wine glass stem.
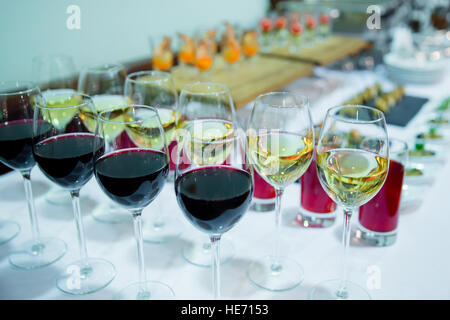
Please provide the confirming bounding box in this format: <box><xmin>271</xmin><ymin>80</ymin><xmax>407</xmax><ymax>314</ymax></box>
<box><xmin>337</xmin><ymin>207</ymin><xmax>354</xmax><ymax>299</ymax></box>
<box><xmin>153</xmin><ymin>209</ymin><xmax>164</xmax><ymax>229</ymax></box>
<box><xmin>21</xmin><ymin>170</ymin><xmax>40</xmax><ymax>244</ymax></box>
<box><xmin>132</xmin><ymin>210</ymin><xmax>148</xmax><ymax>295</ymax></box>
<box><xmin>210</xmin><ymin>234</ymin><xmax>221</xmax><ymax>299</ymax></box>
<box><xmin>272</xmin><ymin>188</ymin><xmax>284</xmax><ymax>270</ymax></box>
<box><xmin>70</xmin><ymin>190</ymin><xmax>88</xmax><ymax>262</ymax></box>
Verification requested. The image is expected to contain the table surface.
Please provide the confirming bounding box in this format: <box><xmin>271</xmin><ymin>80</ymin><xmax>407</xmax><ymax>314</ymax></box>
<box><xmin>1</xmin><ymin>64</ymin><xmax>449</xmax><ymax>300</ymax></box>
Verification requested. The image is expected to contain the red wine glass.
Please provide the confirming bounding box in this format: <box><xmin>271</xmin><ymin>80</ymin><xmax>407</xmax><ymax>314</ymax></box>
<box><xmin>94</xmin><ymin>105</ymin><xmax>174</xmax><ymax>300</ymax></box>
<box><xmin>33</xmin><ymin>91</ymin><xmax>116</xmax><ymax>294</ymax></box>
<box><xmin>125</xmin><ymin>71</ymin><xmax>183</xmax><ymax>243</ymax></box>
<box><xmin>175</xmin><ymin>119</ymin><xmax>253</xmax><ymax>298</ymax></box>
<box><xmin>0</xmin><ymin>81</ymin><xmax>67</xmax><ymax>268</ymax></box>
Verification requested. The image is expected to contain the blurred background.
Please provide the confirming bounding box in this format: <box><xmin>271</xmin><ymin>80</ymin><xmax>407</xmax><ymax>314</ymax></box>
<box><xmin>0</xmin><ymin>0</ymin><xmax>266</xmax><ymax>81</ymax></box>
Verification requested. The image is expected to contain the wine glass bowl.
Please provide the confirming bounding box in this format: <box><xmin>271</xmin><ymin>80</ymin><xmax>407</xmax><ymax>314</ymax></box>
<box><xmin>33</xmin><ymin>93</ymin><xmax>101</xmax><ymax>190</ymax></box>
<box><xmin>0</xmin><ymin>81</ymin><xmax>67</xmax><ymax>269</ymax></box>
<box><xmin>310</xmin><ymin>105</ymin><xmax>389</xmax><ymax>300</ymax></box>
<box><xmin>32</xmin><ymin>54</ymin><xmax>77</xmax><ymax>90</ymax></box>
<box><xmin>316</xmin><ymin>106</ymin><xmax>389</xmax><ymax>209</ymax></box>
<box><xmin>178</xmin><ymin>82</ymin><xmax>235</xmax><ymax>124</ymax></box>
<box><xmin>78</xmin><ymin>63</ymin><xmax>127</xmax><ymax>98</ymax></box>
<box><xmin>94</xmin><ymin>105</ymin><xmax>174</xmax><ymax>300</ymax></box>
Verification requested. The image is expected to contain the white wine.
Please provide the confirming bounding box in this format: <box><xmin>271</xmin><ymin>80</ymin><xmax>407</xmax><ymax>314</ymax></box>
<box><xmin>185</xmin><ymin>120</ymin><xmax>234</xmax><ymax>166</ymax></box>
<box><xmin>41</xmin><ymin>89</ymin><xmax>79</xmax><ymax>130</ymax></box>
<box><xmin>249</xmin><ymin>131</ymin><xmax>314</xmax><ymax>189</ymax></box>
<box><xmin>85</xmin><ymin>95</ymin><xmax>130</xmax><ymax>141</ymax></box>
<box><xmin>124</xmin><ymin>108</ymin><xmax>178</xmax><ymax>150</ymax></box>
<box><xmin>316</xmin><ymin>148</ymin><xmax>388</xmax><ymax>208</ymax></box>
<box><xmin>125</xmin><ymin>116</ymin><xmax>166</xmax><ymax>150</ymax></box>
<box><xmin>157</xmin><ymin>108</ymin><xmax>179</xmax><ymax>143</ymax></box>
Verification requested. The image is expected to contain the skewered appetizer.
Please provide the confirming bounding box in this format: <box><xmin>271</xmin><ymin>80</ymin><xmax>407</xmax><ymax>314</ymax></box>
<box><xmin>342</xmin><ymin>83</ymin><xmax>405</xmax><ymax>115</ymax></box>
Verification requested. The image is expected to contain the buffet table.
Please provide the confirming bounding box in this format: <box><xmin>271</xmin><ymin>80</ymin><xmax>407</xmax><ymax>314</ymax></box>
<box><xmin>1</xmin><ymin>64</ymin><xmax>449</xmax><ymax>300</ymax></box>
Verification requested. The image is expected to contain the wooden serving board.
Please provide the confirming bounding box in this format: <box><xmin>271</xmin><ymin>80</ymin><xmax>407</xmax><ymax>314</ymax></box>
<box><xmin>172</xmin><ymin>56</ymin><xmax>313</xmax><ymax>109</ymax></box>
<box><xmin>263</xmin><ymin>36</ymin><xmax>370</xmax><ymax>66</ymax></box>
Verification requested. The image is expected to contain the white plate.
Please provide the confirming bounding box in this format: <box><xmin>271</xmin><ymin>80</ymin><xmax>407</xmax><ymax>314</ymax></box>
<box><xmin>384</xmin><ymin>53</ymin><xmax>445</xmax><ymax>84</ymax></box>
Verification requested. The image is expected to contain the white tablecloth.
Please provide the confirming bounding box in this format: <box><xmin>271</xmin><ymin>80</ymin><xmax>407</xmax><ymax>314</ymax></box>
<box><xmin>1</xmin><ymin>65</ymin><xmax>450</xmax><ymax>300</ymax></box>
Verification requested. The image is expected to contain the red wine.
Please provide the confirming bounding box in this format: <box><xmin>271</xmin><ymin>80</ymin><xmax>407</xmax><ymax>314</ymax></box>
<box><xmin>33</xmin><ymin>133</ymin><xmax>99</xmax><ymax>190</ymax></box>
<box><xmin>115</xmin><ymin>130</ymin><xmax>137</xmax><ymax>149</ymax></box>
<box><xmin>168</xmin><ymin>140</ymin><xmax>177</xmax><ymax>171</ymax></box>
<box><xmin>0</xmin><ymin>120</ymin><xmax>37</xmax><ymax>170</ymax></box>
<box><xmin>95</xmin><ymin>149</ymin><xmax>168</xmax><ymax>209</ymax></box>
<box><xmin>175</xmin><ymin>166</ymin><xmax>252</xmax><ymax>234</ymax></box>
<box><xmin>169</xmin><ymin>141</ymin><xmax>191</xmax><ymax>171</ymax></box>
<box><xmin>300</xmin><ymin>157</ymin><xmax>336</xmax><ymax>213</ymax></box>
<box><xmin>359</xmin><ymin>159</ymin><xmax>404</xmax><ymax>232</ymax></box>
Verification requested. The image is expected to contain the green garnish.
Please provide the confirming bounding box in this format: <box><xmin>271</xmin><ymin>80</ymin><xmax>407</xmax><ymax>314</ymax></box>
<box><xmin>406</xmin><ymin>168</ymin><xmax>423</xmax><ymax>177</ymax></box>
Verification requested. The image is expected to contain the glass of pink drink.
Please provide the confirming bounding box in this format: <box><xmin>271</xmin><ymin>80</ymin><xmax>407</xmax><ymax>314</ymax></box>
<box><xmin>298</xmin><ymin>125</ymin><xmax>337</xmax><ymax>227</ymax></box>
<box><xmin>356</xmin><ymin>139</ymin><xmax>408</xmax><ymax>246</ymax></box>
<box><xmin>251</xmin><ymin>169</ymin><xmax>276</xmax><ymax>212</ymax></box>
<box><xmin>298</xmin><ymin>155</ymin><xmax>337</xmax><ymax>227</ymax></box>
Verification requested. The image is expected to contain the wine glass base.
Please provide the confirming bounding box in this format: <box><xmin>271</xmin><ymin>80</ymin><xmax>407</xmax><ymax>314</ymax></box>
<box><xmin>296</xmin><ymin>208</ymin><xmax>336</xmax><ymax>228</ymax></box>
<box><xmin>247</xmin><ymin>255</ymin><xmax>304</xmax><ymax>291</ymax></box>
<box><xmin>354</xmin><ymin>222</ymin><xmax>397</xmax><ymax>247</ymax></box>
<box><xmin>115</xmin><ymin>281</ymin><xmax>175</xmax><ymax>300</ymax></box>
<box><xmin>166</xmin><ymin>171</ymin><xmax>175</xmax><ymax>183</ymax></box>
<box><xmin>45</xmin><ymin>187</ymin><xmax>72</xmax><ymax>206</ymax></box>
<box><xmin>182</xmin><ymin>238</ymin><xmax>234</xmax><ymax>267</ymax></box>
<box><xmin>9</xmin><ymin>237</ymin><xmax>67</xmax><ymax>270</ymax></box>
<box><xmin>251</xmin><ymin>199</ymin><xmax>275</xmax><ymax>212</ymax></box>
<box><xmin>56</xmin><ymin>258</ymin><xmax>116</xmax><ymax>295</ymax></box>
<box><xmin>0</xmin><ymin>220</ymin><xmax>20</xmax><ymax>245</ymax></box>
<box><xmin>92</xmin><ymin>203</ymin><xmax>130</xmax><ymax>224</ymax></box>
<box><xmin>308</xmin><ymin>279</ymin><xmax>371</xmax><ymax>300</ymax></box>
<box><xmin>143</xmin><ymin>216</ymin><xmax>183</xmax><ymax>244</ymax></box>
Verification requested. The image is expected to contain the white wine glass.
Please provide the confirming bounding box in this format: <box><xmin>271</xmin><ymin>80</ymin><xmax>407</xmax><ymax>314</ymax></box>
<box><xmin>309</xmin><ymin>105</ymin><xmax>389</xmax><ymax>300</ymax></box>
<box><xmin>177</xmin><ymin>82</ymin><xmax>237</xmax><ymax>267</ymax></box>
<box><xmin>125</xmin><ymin>71</ymin><xmax>183</xmax><ymax>243</ymax></box>
<box><xmin>247</xmin><ymin>92</ymin><xmax>314</xmax><ymax>291</ymax></box>
<box><xmin>78</xmin><ymin>63</ymin><xmax>131</xmax><ymax>224</ymax></box>
<box><xmin>32</xmin><ymin>54</ymin><xmax>77</xmax><ymax>207</ymax></box>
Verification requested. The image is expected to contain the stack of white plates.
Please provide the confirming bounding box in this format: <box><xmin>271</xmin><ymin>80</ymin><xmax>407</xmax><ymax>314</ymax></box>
<box><xmin>383</xmin><ymin>52</ymin><xmax>445</xmax><ymax>84</ymax></box>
